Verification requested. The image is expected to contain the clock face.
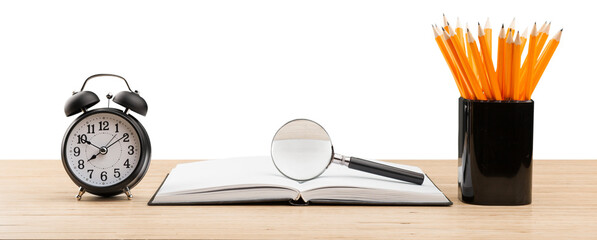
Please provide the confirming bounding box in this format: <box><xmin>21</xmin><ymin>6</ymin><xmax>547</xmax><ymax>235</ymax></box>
<box><xmin>64</xmin><ymin>112</ymin><xmax>142</xmax><ymax>187</ymax></box>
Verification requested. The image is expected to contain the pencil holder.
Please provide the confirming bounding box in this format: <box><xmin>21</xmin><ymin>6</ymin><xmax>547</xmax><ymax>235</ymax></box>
<box><xmin>458</xmin><ymin>97</ymin><xmax>533</xmax><ymax>205</ymax></box>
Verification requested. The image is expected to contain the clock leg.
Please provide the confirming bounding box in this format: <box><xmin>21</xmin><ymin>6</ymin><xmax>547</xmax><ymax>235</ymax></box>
<box><xmin>76</xmin><ymin>187</ymin><xmax>86</xmax><ymax>200</ymax></box>
<box><xmin>123</xmin><ymin>187</ymin><xmax>133</xmax><ymax>200</ymax></box>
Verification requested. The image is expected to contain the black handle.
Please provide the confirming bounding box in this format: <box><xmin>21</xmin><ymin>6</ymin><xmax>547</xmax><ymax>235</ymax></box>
<box><xmin>81</xmin><ymin>74</ymin><xmax>133</xmax><ymax>92</ymax></box>
<box><xmin>348</xmin><ymin>157</ymin><xmax>425</xmax><ymax>185</ymax></box>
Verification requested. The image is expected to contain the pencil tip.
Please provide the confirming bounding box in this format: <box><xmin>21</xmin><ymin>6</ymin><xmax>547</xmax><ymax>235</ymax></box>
<box><xmin>501</xmin><ymin>24</ymin><xmax>504</xmax><ymax>28</ymax></box>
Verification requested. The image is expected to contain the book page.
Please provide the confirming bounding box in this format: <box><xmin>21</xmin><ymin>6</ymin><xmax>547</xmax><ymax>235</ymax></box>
<box><xmin>156</xmin><ymin>156</ymin><xmax>301</xmax><ymax>196</ymax></box>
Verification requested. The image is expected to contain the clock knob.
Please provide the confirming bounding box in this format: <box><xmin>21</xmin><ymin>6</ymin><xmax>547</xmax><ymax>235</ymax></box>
<box><xmin>113</xmin><ymin>91</ymin><xmax>148</xmax><ymax>116</ymax></box>
<box><xmin>64</xmin><ymin>91</ymin><xmax>100</xmax><ymax>116</ymax></box>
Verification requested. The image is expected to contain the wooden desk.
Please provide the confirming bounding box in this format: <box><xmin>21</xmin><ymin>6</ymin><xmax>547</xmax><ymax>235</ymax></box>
<box><xmin>1</xmin><ymin>160</ymin><xmax>595</xmax><ymax>239</ymax></box>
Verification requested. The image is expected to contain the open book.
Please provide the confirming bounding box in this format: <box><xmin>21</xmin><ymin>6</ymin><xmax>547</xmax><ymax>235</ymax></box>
<box><xmin>149</xmin><ymin>157</ymin><xmax>451</xmax><ymax>206</ymax></box>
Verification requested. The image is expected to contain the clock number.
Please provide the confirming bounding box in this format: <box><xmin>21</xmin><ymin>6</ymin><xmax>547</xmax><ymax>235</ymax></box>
<box><xmin>87</xmin><ymin>169</ymin><xmax>93</xmax><ymax>178</ymax></box>
<box><xmin>87</xmin><ymin>124</ymin><xmax>95</xmax><ymax>134</ymax></box>
<box><xmin>99</xmin><ymin>121</ymin><xmax>109</xmax><ymax>131</ymax></box>
<box><xmin>114</xmin><ymin>168</ymin><xmax>121</xmax><ymax>178</ymax></box>
<box><xmin>123</xmin><ymin>133</ymin><xmax>130</xmax><ymax>142</ymax></box>
<box><xmin>100</xmin><ymin>171</ymin><xmax>107</xmax><ymax>181</ymax></box>
<box><xmin>73</xmin><ymin>147</ymin><xmax>80</xmax><ymax>157</ymax></box>
<box><xmin>115</xmin><ymin>123</ymin><xmax>119</xmax><ymax>133</ymax></box>
<box><xmin>128</xmin><ymin>145</ymin><xmax>134</xmax><ymax>155</ymax></box>
<box><xmin>123</xmin><ymin>159</ymin><xmax>131</xmax><ymax>168</ymax></box>
<box><xmin>77</xmin><ymin>159</ymin><xmax>85</xmax><ymax>169</ymax></box>
<box><xmin>77</xmin><ymin>134</ymin><xmax>87</xmax><ymax>144</ymax></box>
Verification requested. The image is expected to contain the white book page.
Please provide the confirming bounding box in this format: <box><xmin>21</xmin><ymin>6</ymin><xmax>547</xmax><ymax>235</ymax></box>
<box><xmin>156</xmin><ymin>156</ymin><xmax>301</xmax><ymax>196</ymax></box>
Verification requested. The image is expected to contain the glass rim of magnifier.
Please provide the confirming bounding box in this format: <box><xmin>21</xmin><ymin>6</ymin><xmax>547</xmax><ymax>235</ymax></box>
<box><xmin>270</xmin><ymin>118</ymin><xmax>334</xmax><ymax>181</ymax></box>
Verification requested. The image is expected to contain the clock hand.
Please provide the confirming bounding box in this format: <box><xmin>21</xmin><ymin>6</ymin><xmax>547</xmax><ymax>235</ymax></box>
<box><xmin>83</xmin><ymin>139</ymin><xmax>102</xmax><ymax>150</ymax></box>
<box><xmin>87</xmin><ymin>152</ymin><xmax>99</xmax><ymax>162</ymax></box>
<box><xmin>83</xmin><ymin>134</ymin><xmax>116</xmax><ymax>150</ymax></box>
<box><xmin>106</xmin><ymin>134</ymin><xmax>126</xmax><ymax>149</ymax></box>
<box><xmin>104</xmin><ymin>134</ymin><xmax>117</xmax><ymax>148</ymax></box>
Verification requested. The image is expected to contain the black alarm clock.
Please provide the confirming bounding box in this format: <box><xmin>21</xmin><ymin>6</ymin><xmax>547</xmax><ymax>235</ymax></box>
<box><xmin>61</xmin><ymin>74</ymin><xmax>151</xmax><ymax>200</ymax></box>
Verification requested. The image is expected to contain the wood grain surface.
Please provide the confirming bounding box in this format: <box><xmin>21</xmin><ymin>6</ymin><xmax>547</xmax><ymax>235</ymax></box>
<box><xmin>1</xmin><ymin>160</ymin><xmax>596</xmax><ymax>239</ymax></box>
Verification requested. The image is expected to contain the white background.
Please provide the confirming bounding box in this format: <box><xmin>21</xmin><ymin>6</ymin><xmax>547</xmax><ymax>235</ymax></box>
<box><xmin>0</xmin><ymin>0</ymin><xmax>593</xmax><ymax>160</ymax></box>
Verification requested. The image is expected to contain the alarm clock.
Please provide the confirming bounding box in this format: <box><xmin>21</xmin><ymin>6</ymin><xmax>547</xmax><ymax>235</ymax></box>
<box><xmin>61</xmin><ymin>74</ymin><xmax>151</xmax><ymax>200</ymax></box>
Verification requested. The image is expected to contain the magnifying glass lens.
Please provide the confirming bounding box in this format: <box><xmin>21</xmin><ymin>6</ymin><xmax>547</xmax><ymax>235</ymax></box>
<box><xmin>271</xmin><ymin>119</ymin><xmax>333</xmax><ymax>181</ymax></box>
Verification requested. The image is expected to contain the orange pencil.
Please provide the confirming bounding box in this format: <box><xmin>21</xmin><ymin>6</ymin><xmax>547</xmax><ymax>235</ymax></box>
<box><xmin>528</xmin><ymin>29</ymin><xmax>562</xmax><ymax>98</ymax></box>
<box><xmin>517</xmin><ymin>28</ymin><xmax>528</xmax><ymax>98</ymax></box>
<box><xmin>520</xmin><ymin>23</ymin><xmax>538</xmax><ymax>100</ymax></box>
<box><xmin>503</xmin><ymin>32</ymin><xmax>514</xmax><ymax>99</ymax></box>
<box><xmin>478</xmin><ymin>23</ymin><xmax>501</xmax><ymax>100</ymax></box>
<box><xmin>511</xmin><ymin>32</ymin><xmax>522</xmax><ymax>100</ymax></box>
<box><xmin>520</xmin><ymin>27</ymin><xmax>528</xmax><ymax>50</ymax></box>
<box><xmin>456</xmin><ymin>18</ymin><xmax>465</xmax><ymax>48</ymax></box>
<box><xmin>534</xmin><ymin>22</ymin><xmax>550</xmax><ymax>60</ymax></box>
<box><xmin>484</xmin><ymin>18</ymin><xmax>492</xmax><ymax>59</ymax></box>
<box><xmin>497</xmin><ymin>25</ymin><xmax>506</xmax><ymax>96</ymax></box>
<box><xmin>459</xmin><ymin>21</ymin><xmax>475</xmax><ymax>76</ymax></box>
<box><xmin>468</xmin><ymin>30</ymin><xmax>493</xmax><ymax>100</ymax></box>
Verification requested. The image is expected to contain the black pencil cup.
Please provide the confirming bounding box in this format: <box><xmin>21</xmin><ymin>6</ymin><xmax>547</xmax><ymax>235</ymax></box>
<box><xmin>458</xmin><ymin>97</ymin><xmax>533</xmax><ymax>205</ymax></box>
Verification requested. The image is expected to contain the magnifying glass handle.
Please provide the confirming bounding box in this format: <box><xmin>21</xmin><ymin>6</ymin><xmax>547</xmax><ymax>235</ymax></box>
<box><xmin>348</xmin><ymin>157</ymin><xmax>425</xmax><ymax>185</ymax></box>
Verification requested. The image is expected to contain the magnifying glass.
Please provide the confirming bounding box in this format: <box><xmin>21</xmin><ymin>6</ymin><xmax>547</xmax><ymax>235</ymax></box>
<box><xmin>270</xmin><ymin>119</ymin><xmax>425</xmax><ymax>185</ymax></box>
